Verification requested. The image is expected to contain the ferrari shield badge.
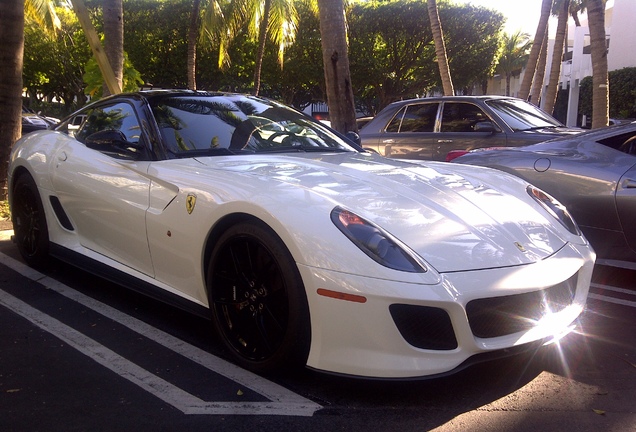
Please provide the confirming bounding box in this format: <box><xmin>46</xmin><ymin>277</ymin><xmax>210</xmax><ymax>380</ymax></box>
<box><xmin>186</xmin><ymin>193</ymin><xmax>197</xmax><ymax>214</ymax></box>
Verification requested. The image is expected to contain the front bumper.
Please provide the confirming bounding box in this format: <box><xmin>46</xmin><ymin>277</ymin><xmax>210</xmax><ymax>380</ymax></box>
<box><xmin>300</xmin><ymin>242</ymin><xmax>594</xmax><ymax>378</ymax></box>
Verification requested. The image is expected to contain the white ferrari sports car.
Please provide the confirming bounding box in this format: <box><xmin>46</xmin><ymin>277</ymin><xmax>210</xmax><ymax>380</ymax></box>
<box><xmin>8</xmin><ymin>90</ymin><xmax>595</xmax><ymax>379</ymax></box>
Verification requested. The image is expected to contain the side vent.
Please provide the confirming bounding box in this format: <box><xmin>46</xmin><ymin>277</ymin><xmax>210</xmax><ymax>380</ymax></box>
<box><xmin>49</xmin><ymin>196</ymin><xmax>75</xmax><ymax>231</ymax></box>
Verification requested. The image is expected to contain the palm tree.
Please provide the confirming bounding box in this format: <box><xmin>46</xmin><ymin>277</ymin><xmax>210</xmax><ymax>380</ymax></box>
<box><xmin>229</xmin><ymin>0</ymin><xmax>298</xmax><ymax>96</ymax></box>
<box><xmin>586</xmin><ymin>0</ymin><xmax>608</xmax><ymax>128</ymax></box>
<box><xmin>0</xmin><ymin>0</ymin><xmax>61</xmax><ymax>200</ymax></box>
<box><xmin>0</xmin><ymin>0</ymin><xmax>25</xmax><ymax>200</ymax></box>
<box><xmin>543</xmin><ymin>0</ymin><xmax>570</xmax><ymax>115</ymax></box>
<box><xmin>24</xmin><ymin>0</ymin><xmax>61</xmax><ymax>33</ymax></box>
<box><xmin>187</xmin><ymin>0</ymin><xmax>232</xmax><ymax>90</ymax></box>
<box><xmin>569</xmin><ymin>0</ymin><xmax>587</xmax><ymax>26</ymax></box>
<box><xmin>70</xmin><ymin>0</ymin><xmax>120</xmax><ymax>95</ymax></box>
<box><xmin>496</xmin><ymin>31</ymin><xmax>532</xmax><ymax>97</ymax></box>
<box><xmin>518</xmin><ymin>0</ymin><xmax>553</xmax><ymax>100</ymax></box>
<box><xmin>102</xmin><ymin>0</ymin><xmax>124</xmax><ymax>96</ymax></box>
<box><xmin>427</xmin><ymin>0</ymin><xmax>454</xmax><ymax>96</ymax></box>
<box><xmin>187</xmin><ymin>0</ymin><xmax>202</xmax><ymax>90</ymax></box>
<box><xmin>530</xmin><ymin>29</ymin><xmax>548</xmax><ymax>105</ymax></box>
<box><xmin>317</xmin><ymin>0</ymin><xmax>357</xmax><ymax>134</ymax></box>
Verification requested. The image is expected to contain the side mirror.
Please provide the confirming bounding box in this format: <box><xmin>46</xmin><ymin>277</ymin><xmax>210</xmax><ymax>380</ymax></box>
<box><xmin>474</xmin><ymin>121</ymin><xmax>497</xmax><ymax>133</ymax></box>
<box><xmin>85</xmin><ymin>130</ymin><xmax>144</xmax><ymax>160</ymax></box>
<box><xmin>345</xmin><ymin>131</ymin><xmax>361</xmax><ymax>146</ymax></box>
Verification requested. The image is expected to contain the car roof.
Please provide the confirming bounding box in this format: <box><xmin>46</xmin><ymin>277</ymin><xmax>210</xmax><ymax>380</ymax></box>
<box><xmin>385</xmin><ymin>95</ymin><xmax>520</xmax><ymax>107</ymax></box>
<box><xmin>95</xmin><ymin>89</ymin><xmax>231</xmax><ymax>105</ymax></box>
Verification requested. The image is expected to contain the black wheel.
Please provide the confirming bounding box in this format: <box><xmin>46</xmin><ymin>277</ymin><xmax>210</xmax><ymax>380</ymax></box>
<box><xmin>12</xmin><ymin>173</ymin><xmax>50</xmax><ymax>268</ymax></box>
<box><xmin>207</xmin><ymin>221</ymin><xmax>310</xmax><ymax>374</ymax></box>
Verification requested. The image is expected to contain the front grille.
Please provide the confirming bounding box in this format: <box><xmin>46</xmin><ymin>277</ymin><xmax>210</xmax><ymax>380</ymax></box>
<box><xmin>466</xmin><ymin>273</ymin><xmax>578</xmax><ymax>339</ymax></box>
<box><xmin>390</xmin><ymin>304</ymin><xmax>458</xmax><ymax>350</ymax></box>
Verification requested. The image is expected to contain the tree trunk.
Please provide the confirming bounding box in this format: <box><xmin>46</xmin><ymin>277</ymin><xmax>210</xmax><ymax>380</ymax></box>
<box><xmin>0</xmin><ymin>0</ymin><xmax>24</xmax><ymax>200</ymax></box>
<box><xmin>518</xmin><ymin>0</ymin><xmax>553</xmax><ymax>100</ymax></box>
<box><xmin>530</xmin><ymin>29</ymin><xmax>548</xmax><ymax>105</ymax></box>
<box><xmin>317</xmin><ymin>0</ymin><xmax>357</xmax><ymax>134</ymax></box>
<box><xmin>187</xmin><ymin>0</ymin><xmax>201</xmax><ymax>90</ymax></box>
<box><xmin>103</xmin><ymin>0</ymin><xmax>124</xmax><ymax>96</ymax></box>
<box><xmin>253</xmin><ymin>0</ymin><xmax>271</xmax><ymax>96</ymax></box>
<box><xmin>427</xmin><ymin>0</ymin><xmax>454</xmax><ymax>96</ymax></box>
<box><xmin>587</xmin><ymin>0</ymin><xmax>609</xmax><ymax>129</ymax></box>
<box><xmin>544</xmin><ymin>0</ymin><xmax>570</xmax><ymax>115</ymax></box>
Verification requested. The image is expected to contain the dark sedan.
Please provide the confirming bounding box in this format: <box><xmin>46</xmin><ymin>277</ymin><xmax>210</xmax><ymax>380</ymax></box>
<box><xmin>21</xmin><ymin>106</ymin><xmax>53</xmax><ymax>134</ymax></box>
<box><xmin>359</xmin><ymin>96</ymin><xmax>581</xmax><ymax>161</ymax></box>
<box><xmin>452</xmin><ymin>122</ymin><xmax>636</xmax><ymax>267</ymax></box>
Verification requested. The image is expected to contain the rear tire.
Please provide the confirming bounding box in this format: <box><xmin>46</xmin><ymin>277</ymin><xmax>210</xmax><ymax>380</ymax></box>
<box><xmin>207</xmin><ymin>221</ymin><xmax>311</xmax><ymax>374</ymax></box>
<box><xmin>12</xmin><ymin>173</ymin><xmax>50</xmax><ymax>268</ymax></box>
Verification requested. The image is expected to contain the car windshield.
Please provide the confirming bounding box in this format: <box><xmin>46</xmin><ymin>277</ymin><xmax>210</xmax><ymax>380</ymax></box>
<box><xmin>151</xmin><ymin>94</ymin><xmax>356</xmax><ymax>157</ymax></box>
<box><xmin>485</xmin><ymin>99</ymin><xmax>563</xmax><ymax>132</ymax></box>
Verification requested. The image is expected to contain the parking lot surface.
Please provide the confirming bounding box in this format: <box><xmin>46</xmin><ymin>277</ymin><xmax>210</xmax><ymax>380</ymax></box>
<box><xmin>1</xmin><ymin>231</ymin><xmax>635</xmax><ymax>431</ymax></box>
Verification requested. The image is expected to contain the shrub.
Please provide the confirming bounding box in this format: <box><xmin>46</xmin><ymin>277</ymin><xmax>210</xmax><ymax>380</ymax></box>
<box><xmin>579</xmin><ymin>67</ymin><xmax>636</xmax><ymax>123</ymax></box>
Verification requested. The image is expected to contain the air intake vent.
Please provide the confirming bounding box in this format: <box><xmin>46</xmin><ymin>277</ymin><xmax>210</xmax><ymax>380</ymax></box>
<box><xmin>49</xmin><ymin>196</ymin><xmax>74</xmax><ymax>231</ymax></box>
<box><xmin>389</xmin><ymin>304</ymin><xmax>458</xmax><ymax>350</ymax></box>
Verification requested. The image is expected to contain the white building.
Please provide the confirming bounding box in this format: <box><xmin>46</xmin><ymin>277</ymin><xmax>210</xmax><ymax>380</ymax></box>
<box><xmin>486</xmin><ymin>0</ymin><xmax>636</xmax><ymax>127</ymax></box>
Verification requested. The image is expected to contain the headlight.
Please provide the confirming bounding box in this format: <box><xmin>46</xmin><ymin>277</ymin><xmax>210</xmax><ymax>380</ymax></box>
<box><xmin>330</xmin><ymin>207</ymin><xmax>427</xmax><ymax>273</ymax></box>
<box><xmin>527</xmin><ymin>185</ymin><xmax>581</xmax><ymax>236</ymax></box>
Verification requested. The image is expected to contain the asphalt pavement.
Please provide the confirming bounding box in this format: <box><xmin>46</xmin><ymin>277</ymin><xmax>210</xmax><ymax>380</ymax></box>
<box><xmin>1</xmin><ymin>229</ymin><xmax>635</xmax><ymax>431</ymax></box>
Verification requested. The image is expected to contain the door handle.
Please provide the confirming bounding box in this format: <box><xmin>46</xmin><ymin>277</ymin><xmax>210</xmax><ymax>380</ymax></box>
<box><xmin>622</xmin><ymin>178</ymin><xmax>636</xmax><ymax>189</ymax></box>
<box><xmin>437</xmin><ymin>140</ymin><xmax>453</xmax><ymax>143</ymax></box>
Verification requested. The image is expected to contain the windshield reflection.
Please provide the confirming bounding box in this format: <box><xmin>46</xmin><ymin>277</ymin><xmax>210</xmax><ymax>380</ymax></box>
<box><xmin>151</xmin><ymin>95</ymin><xmax>355</xmax><ymax>157</ymax></box>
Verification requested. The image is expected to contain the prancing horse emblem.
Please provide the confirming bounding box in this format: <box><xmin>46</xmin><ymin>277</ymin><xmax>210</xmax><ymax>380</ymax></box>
<box><xmin>186</xmin><ymin>193</ymin><xmax>197</xmax><ymax>214</ymax></box>
<box><xmin>514</xmin><ymin>242</ymin><xmax>526</xmax><ymax>253</ymax></box>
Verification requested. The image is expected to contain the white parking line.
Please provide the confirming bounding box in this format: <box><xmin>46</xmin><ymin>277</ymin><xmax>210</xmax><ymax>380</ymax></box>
<box><xmin>589</xmin><ymin>282</ymin><xmax>636</xmax><ymax>308</ymax></box>
<box><xmin>0</xmin><ymin>252</ymin><xmax>321</xmax><ymax>416</ymax></box>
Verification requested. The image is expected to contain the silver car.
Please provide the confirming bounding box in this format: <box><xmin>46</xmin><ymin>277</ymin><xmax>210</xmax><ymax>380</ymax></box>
<box><xmin>452</xmin><ymin>122</ymin><xmax>636</xmax><ymax>267</ymax></box>
<box><xmin>359</xmin><ymin>96</ymin><xmax>581</xmax><ymax>161</ymax></box>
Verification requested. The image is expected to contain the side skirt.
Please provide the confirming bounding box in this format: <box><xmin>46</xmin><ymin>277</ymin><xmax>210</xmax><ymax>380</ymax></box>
<box><xmin>49</xmin><ymin>243</ymin><xmax>211</xmax><ymax>320</ymax></box>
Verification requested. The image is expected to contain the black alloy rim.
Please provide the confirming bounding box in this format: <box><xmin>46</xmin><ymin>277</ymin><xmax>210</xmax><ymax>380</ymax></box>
<box><xmin>14</xmin><ymin>186</ymin><xmax>42</xmax><ymax>259</ymax></box>
<box><xmin>211</xmin><ymin>236</ymin><xmax>290</xmax><ymax>362</ymax></box>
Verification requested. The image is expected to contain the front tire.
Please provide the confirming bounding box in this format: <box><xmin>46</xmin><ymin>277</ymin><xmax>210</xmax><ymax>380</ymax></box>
<box><xmin>12</xmin><ymin>173</ymin><xmax>50</xmax><ymax>268</ymax></box>
<box><xmin>207</xmin><ymin>221</ymin><xmax>310</xmax><ymax>374</ymax></box>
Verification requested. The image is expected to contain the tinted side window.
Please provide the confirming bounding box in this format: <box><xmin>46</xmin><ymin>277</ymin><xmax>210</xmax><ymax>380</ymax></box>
<box><xmin>71</xmin><ymin>114</ymin><xmax>87</xmax><ymax>127</ymax></box>
<box><xmin>386</xmin><ymin>106</ymin><xmax>406</xmax><ymax>132</ymax></box>
<box><xmin>440</xmin><ymin>103</ymin><xmax>488</xmax><ymax>132</ymax></box>
<box><xmin>399</xmin><ymin>104</ymin><xmax>439</xmax><ymax>133</ymax></box>
<box><xmin>76</xmin><ymin>103</ymin><xmax>141</xmax><ymax>144</ymax></box>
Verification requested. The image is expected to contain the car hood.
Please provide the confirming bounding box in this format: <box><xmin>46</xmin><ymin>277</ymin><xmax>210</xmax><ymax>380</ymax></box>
<box><xmin>195</xmin><ymin>152</ymin><xmax>569</xmax><ymax>273</ymax></box>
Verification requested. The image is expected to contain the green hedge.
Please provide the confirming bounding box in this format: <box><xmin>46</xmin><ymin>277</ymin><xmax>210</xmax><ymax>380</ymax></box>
<box><xmin>579</xmin><ymin>67</ymin><xmax>636</xmax><ymax>122</ymax></box>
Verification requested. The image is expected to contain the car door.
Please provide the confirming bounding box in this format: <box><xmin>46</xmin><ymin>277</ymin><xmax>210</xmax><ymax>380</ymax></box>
<box><xmin>49</xmin><ymin>101</ymin><xmax>155</xmax><ymax>276</ymax></box>
<box><xmin>433</xmin><ymin>102</ymin><xmax>506</xmax><ymax>161</ymax></box>
<box><xmin>616</xmin><ymin>161</ymin><xmax>636</xmax><ymax>253</ymax></box>
<box><xmin>379</xmin><ymin>102</ymin><xmax>440</xmax><ymax>160</ymax></box>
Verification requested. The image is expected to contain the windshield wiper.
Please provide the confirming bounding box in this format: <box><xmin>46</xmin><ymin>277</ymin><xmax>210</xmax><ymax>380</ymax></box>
<box><xmin>254</xmin><ymin>145</ymin><xmax>306</xmax><ymax>153</ymax></box>
<box><xmin>255</xmin><ymin>145</ymin><xmax>348</xmax><ymax>154</ymax></box>
<box><xmin>301</xmin><ymin>147</ymin><xmax>348</xmax><ymax>152</ymax></box>
<box><xmin>172</xmin><ymin>148</ymin><xmax>238</xmax><ymax>158</ymax></box>
<box><xmin>522</xmin><ymin>125</ymin><xmax>558</xmax><ymax>131</ymax></box>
